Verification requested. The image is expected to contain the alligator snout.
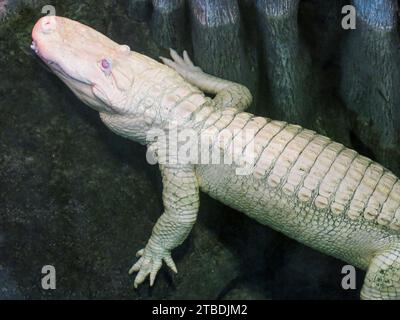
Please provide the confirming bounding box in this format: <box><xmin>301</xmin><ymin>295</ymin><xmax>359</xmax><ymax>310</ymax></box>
<box><xmin>31</xmin><ymin>16</ymin><xmax>61</xmax><ymax>61</ymax></box>
<box><xmin>37</xmin><ymin>16</ymin><xmax>57</xmax><ymax>34</ymax></box>
<box><xmin>32</xmin><ymin>16</ymin><xmax>58</xmax><ymax>48</ymax></box>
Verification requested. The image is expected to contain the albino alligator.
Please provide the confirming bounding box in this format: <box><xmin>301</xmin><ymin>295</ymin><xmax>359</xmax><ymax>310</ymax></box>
<box><xmin>31</xmin><ymin>16</ymin><xmax>400</xmax><ymax>300</ymax></box>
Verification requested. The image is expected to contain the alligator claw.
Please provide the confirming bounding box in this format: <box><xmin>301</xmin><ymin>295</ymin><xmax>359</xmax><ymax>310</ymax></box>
<box><xmin>182</xmin><ymin>50</ymin><xmax>194</xmax><ymax>67</ymax></box>
<box><xmin>129</xmin><ymin>247</ymin><xmax>177</xmax><ymax>288</ymax></box>
<box><xmin>161</xmin><ymin>49</ymin><xmax>203</xmax><ymax>77</ymax></box>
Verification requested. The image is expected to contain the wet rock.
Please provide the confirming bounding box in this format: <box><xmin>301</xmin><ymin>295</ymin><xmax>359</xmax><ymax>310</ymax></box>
<box><xmin>0</xmin><ymin>266</ymin><xmax>23</xmax><ymax>299</ymax></box>
<box><xmin>128</xmin><ymin>0</ymin><xmax>152</xmax><ymax>22</ymax></box>
<box><xmin>150</xmin><ymin>0</ymin><xmax>186</xmax><ymax>50</ymax></box>
<box><xmin>189</xmin><ymin>0</ymin><xmax>258</xmax><ymax>112</ymax></box>
<box><xmin>222</xmin><ymin>283</ymin><xmax>270</xmax><ymax>300</ymax></box>
<box><xmin>340</xmin><ymin>0</ymin><xmax>400</xmax><ymax>174</ymax></box>
<box><xmin>255</xmin><ymin>0</ymin><xmax>314</xmax><ymax>126</ymax></box>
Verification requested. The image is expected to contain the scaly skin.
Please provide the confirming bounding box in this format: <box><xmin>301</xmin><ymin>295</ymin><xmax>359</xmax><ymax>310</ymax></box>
<box><xmin>32</xmin><ymin>16</ymin><xmax>400</xmax><ymax>299</ymax></box>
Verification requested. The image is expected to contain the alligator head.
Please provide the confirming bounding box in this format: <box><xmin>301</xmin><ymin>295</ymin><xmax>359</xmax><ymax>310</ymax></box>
<box><xmin>31</xmin><ymin>16</ymin><xmax>138</xmax><ymax>114</ymax></box>
<box><xmin>31</xmin><ymin>16</ymin><xmax>206</xmax><ymax>145</ymax></box>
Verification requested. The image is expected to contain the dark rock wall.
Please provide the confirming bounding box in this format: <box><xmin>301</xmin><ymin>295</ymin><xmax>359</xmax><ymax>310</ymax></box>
<box><xmin>1</xmin><ymin>0</ymin><xmax>398</xmax><ymax>299</ymax></box>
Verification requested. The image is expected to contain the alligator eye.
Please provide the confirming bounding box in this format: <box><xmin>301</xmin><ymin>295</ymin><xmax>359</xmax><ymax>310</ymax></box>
<box><xmin>100</xmin><ymin>58</ymin><xmax>112</xmax><ymax>74</ymax></box>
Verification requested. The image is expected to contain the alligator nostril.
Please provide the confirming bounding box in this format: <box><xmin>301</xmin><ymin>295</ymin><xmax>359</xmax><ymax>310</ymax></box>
<box><xmin>40</xmin><ymin>17</ymin><xmax>56</xmax><ymax>34</ymax></box>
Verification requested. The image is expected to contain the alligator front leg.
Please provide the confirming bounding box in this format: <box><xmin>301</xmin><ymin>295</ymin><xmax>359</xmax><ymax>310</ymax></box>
<box><xmin>129</xmin><ymin>163</ymin><xmax>199</xmax><ymax>288</ymax></box>
<box><xmin>160</xmin><ymin>49</ymin><xmax>253</xmax><ymax>111</ymax></box>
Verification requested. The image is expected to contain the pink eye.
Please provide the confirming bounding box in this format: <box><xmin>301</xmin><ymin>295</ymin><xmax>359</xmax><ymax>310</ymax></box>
<box><xmin>101</xmin><ymin>59</ymin><xmax>109</xmax><ymax>68</ymax></box>
<box><xmin>100</xmin><ymin>58</ymin><xmax>112</xmax><ymax>72</ymax></box>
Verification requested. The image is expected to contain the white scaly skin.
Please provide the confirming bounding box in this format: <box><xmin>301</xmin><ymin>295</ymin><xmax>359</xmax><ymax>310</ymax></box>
<box><xmin>32</xmin><ymin>16</ymin><xmax>400</xmax><ymax>299</ymax></box>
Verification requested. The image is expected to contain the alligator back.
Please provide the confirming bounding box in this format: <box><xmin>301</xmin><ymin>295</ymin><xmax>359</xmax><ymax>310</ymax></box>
<box><xmin>195</xmin><ymin>111</ymin><xmax>400</xmax><ymax>269</ymax></box>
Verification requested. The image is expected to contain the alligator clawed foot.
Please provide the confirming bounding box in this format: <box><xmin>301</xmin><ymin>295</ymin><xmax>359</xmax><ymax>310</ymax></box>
<box><xmin>128</xmin><ymin>246</ymin><xmax>178</xmax><ymax>288</ymax></box>
<box><xmin>160</xmin><ymin>48</ymin><xmax>203</xmax><ymax>78</ymax></box>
